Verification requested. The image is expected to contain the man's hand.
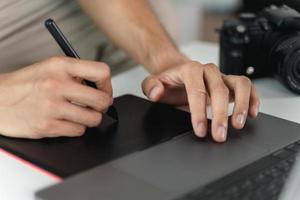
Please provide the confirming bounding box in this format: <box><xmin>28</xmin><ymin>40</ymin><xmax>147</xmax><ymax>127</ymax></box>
<box><xmin>0</xmin><ymin>56</ymin><xmax>113</xmax><ymax>139</ymax></box>
<box><xmin>78</xmin><ymin>0</ymin><xmax>260</xmax><ymax>143</ymax></box>
<box><xmin>142</xmin><ymin>60</ymin><xmax>260</xmax><ymax>143</ymax></box>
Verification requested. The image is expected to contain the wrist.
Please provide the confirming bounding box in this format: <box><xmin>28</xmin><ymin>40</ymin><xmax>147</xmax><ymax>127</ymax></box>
<box><xmin>149</xmin><ymin>50</ymin><xmax>188</xmax><ymax>74</ymax></box>
<box><xmin>143</xmin><ymin>40</ymin><xmax>189</xmax><ymax>74</ymax></box>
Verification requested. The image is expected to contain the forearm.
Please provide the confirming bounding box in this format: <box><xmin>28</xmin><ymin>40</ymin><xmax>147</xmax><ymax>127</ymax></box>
<box><xmin>77</xmin><ymin>0</ymin><xmax>187</xmax><ymax>74</ymax></box>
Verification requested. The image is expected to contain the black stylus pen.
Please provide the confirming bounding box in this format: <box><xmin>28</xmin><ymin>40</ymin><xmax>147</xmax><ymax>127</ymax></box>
<box><xmin>45</xmin><ymin>18</ymin><xmax>118</xmax><ymax>121</ymax></box>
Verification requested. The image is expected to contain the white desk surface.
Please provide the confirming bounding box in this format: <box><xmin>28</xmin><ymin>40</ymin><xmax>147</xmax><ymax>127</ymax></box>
<box><xmin>1</xmin><ymin>41</ymin><xmax>299</xmax><ymax>200</ymax></box>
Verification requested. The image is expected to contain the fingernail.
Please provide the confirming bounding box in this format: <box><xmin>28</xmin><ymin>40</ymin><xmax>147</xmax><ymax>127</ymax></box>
<box><xmin>196</xmin><ymin>122</ymin><xmax>206</xmax><ymax>137</ymax></box>
<box><xmin>218</xmin><ymin>125</ymin><xmax>227</xmax><ymax>142</ymax></box>
<box><xmin>236</xmin><ymin>114</ymin><xmax>246</xmax><ymax>127</ymax></box>
<box><xmin>149</xmin><ymin>86</ymin><xmax>160</xmax><ymax>101</ymax></box>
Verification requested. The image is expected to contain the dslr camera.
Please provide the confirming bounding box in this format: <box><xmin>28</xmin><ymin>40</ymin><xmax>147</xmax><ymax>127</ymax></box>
<box><xmin>219</xmin><ymin>5</ymin><xmax>300</xmax><ymax>94</ymax></box>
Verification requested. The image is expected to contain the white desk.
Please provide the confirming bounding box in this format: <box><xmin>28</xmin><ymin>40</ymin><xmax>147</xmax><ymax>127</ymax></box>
<box><xmin>1</xmin><ymin>41</ymin><xmax>299</xmax><ymax>200</ymax></box>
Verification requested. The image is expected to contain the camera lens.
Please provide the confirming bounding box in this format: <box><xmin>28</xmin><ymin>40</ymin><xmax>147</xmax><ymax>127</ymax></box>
<box><xmin>295</xmin><ymin>65</ymin><xmax>300</xmax><ymax>78</ymax></box>
<box><xmin>271</xmin><ymin>35</ymin><xmax>300</xmax><ymax>94</ymax></box>
<box><xmin>278</xmin><ymin>48</ymin><xmax>300</xmax><ymax>94</ymax></box>
<box><xmin>293</xmin><ymin>58</ymin><xmax>300</xmax><ymax>80</ymax></box>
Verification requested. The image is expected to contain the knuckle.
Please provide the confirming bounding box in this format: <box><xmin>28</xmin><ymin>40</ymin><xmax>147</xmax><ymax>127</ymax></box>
<box><xmin>46</xmin><ymin>56</ymin><xmax>77</xmax><ymax>73</ymax></box>
<box><xmin>205</xmin><ymin>63</ymin><xmax>219</xmax><ymax>70</ymax></box>
<box><xmin>204</xmin><ymin>64</ymin><xmax>221</xmax><ymax>75</ymax></box>
<box><xmin>47</xmin><ymin>56</ymin><xmax>69</xmax><ymax>66</ymax></box>
<box><xmin>189</xmin><ymin>88</ymin><xmax>206</xmax><ymax>98</ymax></box>
<box><xmin>99</xmin><ymin>63</ymin><xmax>111</xmax><ymax>79</ymax></box>
<box><xmin>40</xmin><ymin>78</ymin><xmax>61</xmax><ymax>91</ymax></box>
<box><xmin>181</xmin><ymin>61</ymin><xmax>203</xmax><ymax>75</ymax></box>
<box><xmin>238</xmin><ymin>76</ymin><xmax>252</xmax><ymax>85</ymax></box>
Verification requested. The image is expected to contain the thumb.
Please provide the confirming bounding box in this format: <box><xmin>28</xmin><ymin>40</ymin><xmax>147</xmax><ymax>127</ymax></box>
<box><xmin>142</xmin><ymin>75</ymin><xmax>164</xmax><ymax>102</ymax></box>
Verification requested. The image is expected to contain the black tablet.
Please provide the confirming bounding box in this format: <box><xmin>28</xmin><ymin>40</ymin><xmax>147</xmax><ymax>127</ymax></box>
<box><xmin>0</xmin><ymin>95</ymin><xmax>192</xmax><ymax>178</ymax></box>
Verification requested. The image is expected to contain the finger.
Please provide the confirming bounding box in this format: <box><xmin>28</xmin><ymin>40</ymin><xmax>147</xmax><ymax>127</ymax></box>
<box><xmin>143</xmin><ymin>72</ymin><xmax>189</xmax><ymax>105</ymax></box>
<box><xmin>223</xmin><ymin>75</ymin><xmax>251</xmax><ymax>129</ymax></box>
<box><xmin>157</xmin><ymin>86</ymin><xmax>188</xmax><ymax>105</ymax></box>
<box><xmin>204</xmin><ymin>64</ymin><xmax>229</xmax><ymax>142</ymax></box>
<box><xmin>62</xmin><ymin>58</ymin><xmax>113</xmax><ymax>97</ymax></box>
<box><xmin>142</xmin><ymin>75</ymin><xmax>165</xmax><ymax>102</ymax></box>
<box><xmin>249</xmin><ymin>85</ymin><xmax>260</xmax><ymax>118</ymax></box>
<box><xmin>62</xmin><ymin>82</ymin><xmax>113</xmax><ymax>112</ymax></box>
<box><xmin>46</xmin><ymin>120</ymin><xmax>87</xmax><ymax>138</ymax></box>
<box><xmin>57</xmin><ymin>102</ymin><xmax>103</xmax><ymax>127</ymax></box>
<box><xmin>97</xmin><ymin>75</ymin><xmax>113</xmax><ymax>98</ymax></box>
<box><xmin>181</xmin><ymin>63</ymin><xmax>207</xmax><ymax>138</ymax></box>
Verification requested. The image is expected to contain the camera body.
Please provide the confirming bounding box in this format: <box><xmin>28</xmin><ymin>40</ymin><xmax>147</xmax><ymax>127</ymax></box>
<box><xmin>219</xmin><ymin>5</ymin><xmax>300</xmax><ymax>94</ymax></box>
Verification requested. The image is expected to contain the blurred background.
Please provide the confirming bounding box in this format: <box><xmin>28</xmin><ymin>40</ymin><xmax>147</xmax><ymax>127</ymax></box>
<box><xmin>150</xmin><ymin>0</ymin><xmax>300</xmax><ymax>44</ymax></box>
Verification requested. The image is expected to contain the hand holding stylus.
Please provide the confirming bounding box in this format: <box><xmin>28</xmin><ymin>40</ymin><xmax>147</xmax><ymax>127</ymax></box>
<box><xmin>45</xmin><ymin>19</ymin><xmax>118</xmax><ymax>121</ymax></box>
<box><xmin>0</xmin><ymin>57</ymin><xmax>113</xmax><ymax>138</ymax></box>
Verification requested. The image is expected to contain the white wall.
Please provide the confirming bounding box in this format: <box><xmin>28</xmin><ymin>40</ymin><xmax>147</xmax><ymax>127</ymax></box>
<box><xmin>150</xmin><ymin>0</ymin><xmax>203</xmax><ymax>44</ymax></box>
<box><xmin>150</xmin><ymin>0</ymin><xmax>241</xmax><ymax>44</ymax></box>
<box><xmin>171</xmin><ymin>0</ymin><xmax>204</xmax><ymax>44</ymax></box>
